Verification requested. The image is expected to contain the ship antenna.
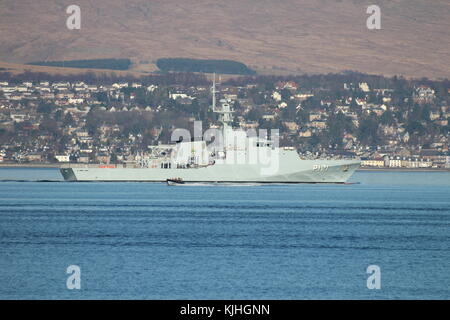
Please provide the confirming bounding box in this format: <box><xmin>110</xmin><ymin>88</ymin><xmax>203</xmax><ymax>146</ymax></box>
<box><xmin>212</xmin><ymin>73</ymin><xmax>216</xmax><ymax>112</ymax></box>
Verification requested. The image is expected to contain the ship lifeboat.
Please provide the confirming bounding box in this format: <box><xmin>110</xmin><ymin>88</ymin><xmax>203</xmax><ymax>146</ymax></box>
<box><xmin>166</xmin><ymin>178</ymin><xmax>185</xmax><ymax>186</ymax></box>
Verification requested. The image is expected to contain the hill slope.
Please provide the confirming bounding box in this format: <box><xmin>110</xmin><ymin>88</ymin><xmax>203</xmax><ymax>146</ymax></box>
<box><xmin>0</xmin><ymin>0</ymin><xmax>449</xmax><ymax>78</ymax></box>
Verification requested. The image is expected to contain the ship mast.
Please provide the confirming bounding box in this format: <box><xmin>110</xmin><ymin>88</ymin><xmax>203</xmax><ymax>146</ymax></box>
<box><xmin>212</xmin><ymin>73</ymin><xmax>217</xmax><ymax>112</ymax></box>
<box><xmin>211</xmin><ymin>73</ymin><xmax>233</xmax><ymax>130</ymax></box>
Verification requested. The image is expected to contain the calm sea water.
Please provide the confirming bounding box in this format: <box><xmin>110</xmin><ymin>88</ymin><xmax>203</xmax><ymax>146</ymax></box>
<box><xmin>0</xmin><ymin>168</ymin><xmax>449</xmax><ymax>299</ymax></box>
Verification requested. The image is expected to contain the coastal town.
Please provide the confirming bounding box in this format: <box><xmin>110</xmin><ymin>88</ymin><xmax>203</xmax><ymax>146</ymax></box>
<box><xmin>0</xmin><ymin>72</ymin><xmax>449</xmax><ymax>169</ymax></box>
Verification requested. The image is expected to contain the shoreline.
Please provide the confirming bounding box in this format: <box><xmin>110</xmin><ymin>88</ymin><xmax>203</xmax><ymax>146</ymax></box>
<box><xmin>0</xmin><ymin>163</ymin><xmax>61</xmax><ymax>168</ymax></box>
<box><xmin>0</xmin><ymin>163</ymin><xmax>449</xmax><ymax>172</ymax></box>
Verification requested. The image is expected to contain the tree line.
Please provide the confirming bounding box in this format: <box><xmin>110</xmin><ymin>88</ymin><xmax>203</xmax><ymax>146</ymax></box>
<box><xmin>156</xmin><ymin>58</ymin><xmax>256</xmax><ymax>75</ymax></box>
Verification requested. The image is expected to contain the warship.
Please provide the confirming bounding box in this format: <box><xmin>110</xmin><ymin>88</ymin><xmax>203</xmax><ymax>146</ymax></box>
<box><xmin>60</xmin><ymin>77</ymin><xmax>360</xmax><ymax>183</ymax></box>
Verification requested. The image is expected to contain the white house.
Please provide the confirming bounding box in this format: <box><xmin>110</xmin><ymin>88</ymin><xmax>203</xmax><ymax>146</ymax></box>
<box><xmin>359</xmin><ymin>82</ymin><xmax>370</xmax><ymax>92</ymax></box>
<box><xmin>272</xmin><ymin>91</ymin><xmax>282</xmax><ymax>102</ymax></box>
<box><xmin>55</xmin><ymin>155</ymin><xmax>70</xmax><ymax>162</ymax></box>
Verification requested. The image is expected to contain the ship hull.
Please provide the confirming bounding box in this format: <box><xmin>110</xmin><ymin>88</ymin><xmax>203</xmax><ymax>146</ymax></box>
<box><xmin>60</xmin><ymin>159</ymin><xmax>360</xmax><ymax>183</ymax></box>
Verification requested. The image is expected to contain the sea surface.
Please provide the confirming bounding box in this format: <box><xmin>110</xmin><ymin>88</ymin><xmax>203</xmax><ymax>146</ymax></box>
<box><xmin>0</xmin><ymin>168</ymin><xmax>449</xmax><ymax>299</ymax></box>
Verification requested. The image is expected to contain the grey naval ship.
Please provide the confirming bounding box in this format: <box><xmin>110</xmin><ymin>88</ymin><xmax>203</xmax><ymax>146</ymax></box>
<box><xmin>60</xmin><ymin>78</ymin><xmax>360</xmax><ymax>183</ymax></box>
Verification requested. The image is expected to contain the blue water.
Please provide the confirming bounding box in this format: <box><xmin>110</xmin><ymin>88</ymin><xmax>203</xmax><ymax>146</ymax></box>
<box><xmin>0</xmin><ymin>168</ymin><xmax>449</xmax><ymax>299</ymax></box>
